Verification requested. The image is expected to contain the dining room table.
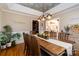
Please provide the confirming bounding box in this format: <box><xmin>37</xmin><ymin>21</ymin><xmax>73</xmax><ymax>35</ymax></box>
<box><xmin>35</xmin><ymin>35</ymin><xmax>67</xmax><ymax>56</ymax></box>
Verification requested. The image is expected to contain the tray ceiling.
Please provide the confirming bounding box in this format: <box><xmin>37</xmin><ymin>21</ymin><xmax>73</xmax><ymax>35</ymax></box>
<box><xmin>19</xmin><ymin>3</ymin><xmax>60</xmax><ymax>12</ymax></box>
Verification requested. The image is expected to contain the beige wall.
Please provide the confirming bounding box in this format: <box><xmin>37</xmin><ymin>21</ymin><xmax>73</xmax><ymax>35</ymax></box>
<box><xmin>0</xmin><ymin>10</ymin><xmax>37</xmax><ymax>33</ymax></box>
<box><xmin>0</xmin><ymin>9</ymin><xmax>37</xmax><ymax>44</ymax></box>
<box><xmin>53</xmin><ymin>5</ymin><xmax>79</xmax><ymax>50</ymax></box>
<box><xmin>0</xmin><ymin>10</ymin><xmax>3</xmax><ymax>31</ymax></box>
<box><xmin>0</xmin><ymin>12</ymin><xmax>2</xmax><ymax>31</ymax></box>
<box><xmin>54</xmin><ymin>5</ymin><xmax>79</xmax><ymax>31</ymax></box>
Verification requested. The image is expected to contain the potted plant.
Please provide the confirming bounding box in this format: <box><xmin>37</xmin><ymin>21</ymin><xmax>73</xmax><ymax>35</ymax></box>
<box><xmin>0</xmin><ymin>25</ymin><xmax>21</xmax><ymax>48</ymax></box>
<box><xmin>1</xmin><ymin>41</ymin><xmax>6</xmax><ymax>49</ymax></box>
<box><xmin>64</xmin><ymin>25</ymin><xmax>70</xmax><ymax>35</ymax></box>
<box><xmin>11</xmin><ymin>33</ymin><xmax>21</xmax><ymax>47</ymax></box>
<box><xmin>0</xmin><ymin>32</ymin><xmax>7</xmax><ymax>49</ymax></box>
<box><xmin>3</xmin><ymin>25</ymin><xmax>12</xmax><ymax>47</ymax></box>
<box><xmin>2</xmin><ymin>25</ymin><xmax>21</xmax><ymax>47</ymax></box>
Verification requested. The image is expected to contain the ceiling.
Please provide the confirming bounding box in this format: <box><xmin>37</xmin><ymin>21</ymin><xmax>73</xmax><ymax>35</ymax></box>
<box><xmin>19</xmin><ymin>3</ymin><xmax>60</xmax><ymax>12</ymax></box>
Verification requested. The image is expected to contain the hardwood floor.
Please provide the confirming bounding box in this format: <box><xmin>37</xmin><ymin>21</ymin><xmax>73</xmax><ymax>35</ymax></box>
<box><xmin>0</xmin><ymin>43</ymin><xmax>25</xmax><ymax>56</ymax></box>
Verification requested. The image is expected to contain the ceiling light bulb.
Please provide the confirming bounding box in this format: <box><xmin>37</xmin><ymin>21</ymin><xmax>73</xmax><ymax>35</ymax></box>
<box><xmin>38</xmin><ymin>19</ymin><xmax>40</xmax><ymax>22</ymax></box>
<box><xmin>47</xmin><ymin>15</ymin><xmax>51</xmax><ymax>19</ymax></box>
<box><xmin>41</xmin><ymin>17</ymin><xmax>45</xmax><ymax>21</ymax></box>
<box><xmin>47</xmin><ymin>14</ymin><xmax>52</xmax><ymax>19</ymax></box>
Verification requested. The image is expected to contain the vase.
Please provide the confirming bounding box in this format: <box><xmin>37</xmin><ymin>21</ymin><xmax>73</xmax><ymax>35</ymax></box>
<box><xmin>6</xmin><ymin>42</ymin><xmax>11</xmax><ymax>47</ymax></box>
<box><xmin>11</xmin><ymin>41</ymin><xmax>16</xmax><ymax>47</ymax></box>
<box><xmin>1</xmin><ymin>45</ymin><xmax>6</xmax><ymax>49</ymax></box>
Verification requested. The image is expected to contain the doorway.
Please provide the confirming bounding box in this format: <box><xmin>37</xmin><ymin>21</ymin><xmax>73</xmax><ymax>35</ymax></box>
<box><xmin>32</xmin><ymin>20</ymin><xmax>39</xmax><ymax>33</ymax></box>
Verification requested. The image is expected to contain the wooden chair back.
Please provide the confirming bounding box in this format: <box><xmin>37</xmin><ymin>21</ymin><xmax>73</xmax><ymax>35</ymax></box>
<box><xmin>58</xmin><ymin>32</ymin><xmax>75</xmax><ymax>44</ymax></box>
<box><xmin>30</xmin><ymin>31</ymin><xmax>36</xmax><ymax>35</ymax></box>
<box><xmin>50</xmin><ymin>31</ymin><xmax>57</xmax><ymax>39</ymax></box>
<box><xmin>58</xmin><ymin>32</ymin><xmax>69</xmax><ymax>41</ymax></box>
<box><xmin>23</xmin><ymin>33</ymin><xmax>32</xmax><ymax>55</ymax></box>
<box><xmin>23</xmin><ymin>33</ymin><xmax>27</xmax><ymax>46</ymax></box>
<box><xmin>23</xmin><ymin>33</ymin><xmax>41</xmax><ymax>56</ymax></box>
<box><xmin>31</xmin><ymin>35</ymin><xmax>41</xmax><ymax>56</ymax></box>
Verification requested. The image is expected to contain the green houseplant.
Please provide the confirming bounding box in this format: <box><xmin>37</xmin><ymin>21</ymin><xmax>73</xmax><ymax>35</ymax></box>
<box><xmin>11</xmin><ymin>33</ymin><xmax>21</xmax><ymax>46</ymax></box>
<box><xmin>0</xmin><ymin>25</ymin><xmax>21</xmax><ymax>48</ymax></box>
<box><xmin>3</xmin><ymin>25</ymin><xmax>12</xmax><ymax>47</ymax></box>
<box><xmin>0</xmin><ymin>32</ymin><xmax>7</xmax><ymax>49</ymax></box>
<box><xmin>3</xmin><ymin>25</ymin><xmax>21</xmax><ymax>47</ymax></box>
<box><xmin>64</xmin><ymin>25</ymin><xmax>70</xmax><ymax>34</ymax></box>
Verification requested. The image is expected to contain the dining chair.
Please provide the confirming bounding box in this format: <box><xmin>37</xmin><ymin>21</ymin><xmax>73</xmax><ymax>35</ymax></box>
<box><xmin>50</xmin><ymin>31</ymin><xmax>57</xmax><ymax>39</ymax></box>
<box><xmin>30</xmin><ymin>35</ymin><xmax>50</xmax><ymax>56</ymax></box>
<box><xmin>58</xmin><ymin>31</ymin><xmax>70</xmax><ymax>41</ymax></box>
<box><xmin>23</xmin><ymin>33</ymin><xmax>32</xmax><ymax>56</ymax></box>
<box><xmin>30</xmin><ymin>35</ymin><xmax>41</xmax><ymax>56</ymax></box>
<box><xmin>30</xmin><ymin>31</ymin><xmax>36</xmax><ymax>35</ymax></box>
<box><xmin>23</xmin><ymin>33</ymin><xmax>49</xmax><ymax>56</ymax></box>
<box><xmin>23</xmin><ymin>33</ymin><xmax>27</xmax><ymax>55</ymax></box>
<box><xmin>23</xmin><ymin>33</ymin><xmax>40</xmax><ymax>56</ymax></box>
<box><xmin>58</xmin><ymin>32</ymin><xmax>75</xmax><ymax>44</ymax></box>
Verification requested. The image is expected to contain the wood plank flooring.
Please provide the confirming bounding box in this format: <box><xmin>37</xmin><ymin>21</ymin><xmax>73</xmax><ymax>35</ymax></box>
<box><xmin>0</xmin><ymin>43</ymin><xmax>25</xmax><ymax>56</ymax></box>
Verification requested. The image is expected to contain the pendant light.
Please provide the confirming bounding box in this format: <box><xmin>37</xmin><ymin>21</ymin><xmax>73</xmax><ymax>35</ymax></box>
<box><xmin>46</xmin><ymin>14</ymin><xmax>52</xmax><ymax>20</ymax></box>
<box><xmin>38</xmin><ymin>4</ymin><xmax>52</xmax><ymax>21</ymax></box>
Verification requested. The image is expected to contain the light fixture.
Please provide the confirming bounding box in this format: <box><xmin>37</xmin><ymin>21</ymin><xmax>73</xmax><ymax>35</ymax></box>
<box><xmin>46</xmin><ymin>14</ymin><xmax>52</xmax><ymax>20</ymax></box>
<box><xmin>41</xmin><ymin>15</ymin><xmax>46</xmax><ymax>21</ymax></box>
<box><xmin>37</xmin><ymin>4</ymin><xmax>52</xmax><ymax>21</ymax></box>
<box><xmin>38</xmin><ymin>14</ymin><xmax>52</xmax><ymax>21</ymax></box>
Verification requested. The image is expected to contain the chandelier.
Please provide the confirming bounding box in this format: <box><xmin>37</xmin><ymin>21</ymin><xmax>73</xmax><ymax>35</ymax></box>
<box><xmin>38</xmin><ymin>4</ymin><xmax>52</xmax><ymax>21</ymax></box>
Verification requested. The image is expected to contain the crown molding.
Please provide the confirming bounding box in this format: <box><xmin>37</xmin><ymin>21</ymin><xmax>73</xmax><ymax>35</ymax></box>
<box><xmin>7</xmin><ymin>3</ymin><xmax>43</xmax><ymax>16</ymax></box>
<box><xmin>45</xmin><ymin>3</ymin><xmax>79</xmax><ymax>14</ymax></box>
<box><xmin>2</xmin><ymin>9</ymin><xmax>39</xmax><ymax>18</ymax></box>
<box><xmin>0</xmin><ymin>3</ymin><xmax>40</xmax><ymax>17</ymax></box>
<box><xmin>54</xmin><ymin>4</ymin><xmax>79</xmax><ymax>16</ymax></box>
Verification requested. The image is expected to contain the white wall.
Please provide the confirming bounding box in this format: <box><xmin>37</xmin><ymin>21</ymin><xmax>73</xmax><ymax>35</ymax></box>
<box><xmin>0</xmin><ymin>9</ymin><xmax>37</xmax><ymax>44</ymax></box>
<box><xmin>0</xmin><ymin>10</ymin><xmax>2</xmax><ymax>31</ymax></box>
<box><xmin>0</xmin><ymin>3</ymin><xmax>40</xmax><ymax>44</ymax></box>
<box><xmin>53</xmin><ymin>5</ymin><xmax>79</xmax><ymax>31</ymax></box>
<box><xmin>2</xmin><ymin>11</ymin><xmax>33</xmax><ymax>32</ymax></box>
<box><xmin>53</xmin><ymin>5</ymin><xmax>79</xmax><ymax>50</ymax></box>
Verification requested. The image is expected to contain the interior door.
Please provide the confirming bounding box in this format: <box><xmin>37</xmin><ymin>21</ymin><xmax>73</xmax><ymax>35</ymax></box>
<box><xmin>32</xmin><ymin>20</ymin><xmax>39</xmax><ymax>33</ymax></box>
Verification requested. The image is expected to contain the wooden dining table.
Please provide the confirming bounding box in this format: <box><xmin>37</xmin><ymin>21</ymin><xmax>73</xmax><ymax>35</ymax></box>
<box><xmin>0</xmin><ymin>35</ymin><xmax>66</xmax><ymax>56</ymax></box>
<box><xmin>36</xmin><ymin>36</ymin><xmax>66</xmax><ymax>56</ymax></box>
